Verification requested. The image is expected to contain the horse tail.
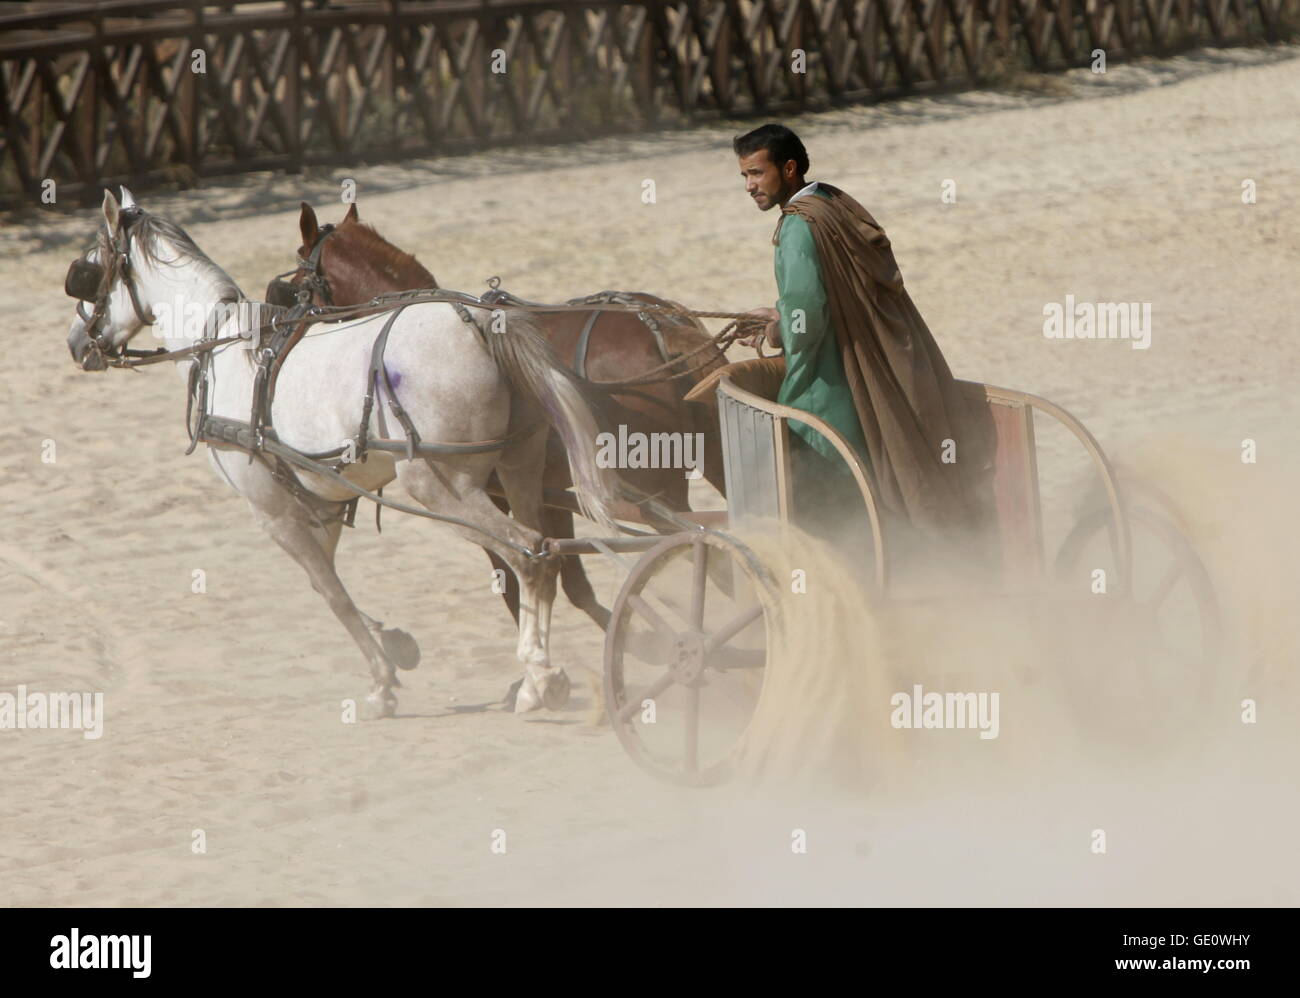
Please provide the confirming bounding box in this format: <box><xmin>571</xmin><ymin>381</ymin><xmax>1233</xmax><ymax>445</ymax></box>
<box><xmin>479</xmin><ymin>310</ymin><xmax>620</xmax><ymax>532</ymax></box>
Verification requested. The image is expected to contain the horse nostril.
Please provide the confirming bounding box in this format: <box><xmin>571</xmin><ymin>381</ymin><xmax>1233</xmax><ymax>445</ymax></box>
<box><xmin>71</xmin><ymin>339</ymin><xmax>106</xmax><ymax>371</ymax></box>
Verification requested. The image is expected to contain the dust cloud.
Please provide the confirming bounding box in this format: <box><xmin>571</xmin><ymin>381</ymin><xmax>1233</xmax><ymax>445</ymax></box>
<box><xmin>718</xmin><ymin>423</ymin><xmax>1298</xmax><ymax>905</ymax></box>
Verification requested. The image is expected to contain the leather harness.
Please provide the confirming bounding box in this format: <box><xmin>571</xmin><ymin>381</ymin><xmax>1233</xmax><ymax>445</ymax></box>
<box><xmin>479</xmin><ymin>278</ymin><xmax>676</xmax><ymax>377</ymax></box>
<box><xmin>64</xmin><ymin>211</ymin><xmax>748</xmax><ymax>549</ymax></box>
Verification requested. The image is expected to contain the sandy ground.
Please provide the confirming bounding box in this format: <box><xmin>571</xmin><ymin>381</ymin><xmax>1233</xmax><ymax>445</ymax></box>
<box><xmin>2</xmin><ymin>44</ymin><xmax>1298</xmax><ymax>906</ymax></box>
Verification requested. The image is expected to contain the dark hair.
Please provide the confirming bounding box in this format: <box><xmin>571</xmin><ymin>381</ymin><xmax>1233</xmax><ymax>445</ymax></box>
<box><xmin>733</xmin><ymin>124</ymin><xmax>809</xmax><ymax>177</ymax></box>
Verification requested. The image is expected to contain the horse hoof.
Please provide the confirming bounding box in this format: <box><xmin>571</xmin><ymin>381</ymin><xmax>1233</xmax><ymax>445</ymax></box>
<box><xmin>363</xmin><ymin>689</ymin><xmax>398</xmax><ymax>720</ymax></box>
<box><xmin>540</xmin><ymin>669</ymin><xmax>571</xmax><ymax>710</ymax></box>
<box><xmin>382</xmin><ymin>627</ymin><xmax>421</xmax><ymax>671</ymax></box>
<box><xmin>511</xmin><ymin>676</ymin><xmax>544</xmax><ymax>714</ymax></box>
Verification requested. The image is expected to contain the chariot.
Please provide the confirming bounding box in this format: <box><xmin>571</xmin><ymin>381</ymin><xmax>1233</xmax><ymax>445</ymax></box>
<box><xmin>573</xmin><ymin>367</ymin><xmax>1221</xmax><ymax>785</ymax></box>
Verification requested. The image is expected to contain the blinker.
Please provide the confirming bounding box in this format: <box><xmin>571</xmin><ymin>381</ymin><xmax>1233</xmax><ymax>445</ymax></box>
<box><xmin>65</xmin><ymin>259</ymin><xmax>105</xmax><ymax>301</ymax></box>
<box><xmin>265</xmin><ymin>278</ymin><xmax>304</xmax><ymax>309</ymax></box>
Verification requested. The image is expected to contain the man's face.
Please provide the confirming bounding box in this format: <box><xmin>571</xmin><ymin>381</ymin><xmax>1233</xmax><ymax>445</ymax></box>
<box><xmin>739</xmin><ymin>149</ymin><xmax>797</xmax><ymax>211</ymax></box>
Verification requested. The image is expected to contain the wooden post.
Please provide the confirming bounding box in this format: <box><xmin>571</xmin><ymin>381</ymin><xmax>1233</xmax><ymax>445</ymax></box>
<box><xmin>288</xmin><ymin>0</ymin><xmax>303</xmax><ymax>173</ymax></box>
<box><xmin>189</xmin><ymin>1</ymin><xmax>202</xmax><ymax>172</ymax></box>
<box><xmin>89</xmin><ymin>10</ymin><xmax>105</xmax><ymax>203</ymax></box>
<box><xmin>712</xmin><ymin>0</ymin><xmax>732</xmax><ymax>110</ymax></box>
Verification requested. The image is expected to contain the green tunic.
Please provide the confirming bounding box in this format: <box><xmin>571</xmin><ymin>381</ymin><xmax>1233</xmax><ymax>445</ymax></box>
<box><xmin>774</xmin><ymin>192</ymin><xmax>870</xmax><ymax>468</ymax></box>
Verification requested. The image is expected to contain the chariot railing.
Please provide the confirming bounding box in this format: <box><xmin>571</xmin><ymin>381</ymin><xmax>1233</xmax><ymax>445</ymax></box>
<box><xmin>715</xmin><ymin>374</ymin><xmax>1134</xmax><ymax>599</ymax></box>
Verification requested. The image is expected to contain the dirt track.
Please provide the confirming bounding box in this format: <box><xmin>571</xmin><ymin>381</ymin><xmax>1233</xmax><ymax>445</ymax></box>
<box><xmin>2</xmin><ymin>44</ymin><xmax>1298</xmax><ymax>905</ymax></box>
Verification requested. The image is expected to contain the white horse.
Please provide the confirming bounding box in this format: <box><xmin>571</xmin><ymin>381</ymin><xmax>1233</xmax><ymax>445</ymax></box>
<box><xmin>66</xmin><ymin>188</ymin><xmax>619</xmax><ymax>718</ymax></box>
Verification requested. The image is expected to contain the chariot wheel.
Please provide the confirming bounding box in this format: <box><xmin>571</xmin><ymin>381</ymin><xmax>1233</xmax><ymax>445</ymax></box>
<box><xmin>1053</xmin><ymin>504</ymin><xmax>1222</xmax><ymax>734</ymax></box>
<box><xmin>604</xmin><ymin>531</ymin><xmax>777</xmax><ymax>786</ymax></box>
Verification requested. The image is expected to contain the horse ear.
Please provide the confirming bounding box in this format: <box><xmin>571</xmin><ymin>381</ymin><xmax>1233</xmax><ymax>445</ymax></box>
<box><xmin>120</xmin><ymin>186</ymin><xmax>138</xmax><ymax>210</ymax></box>
<box><xmin>102</xmin><ymin>189</ymin><xmax>120</xmax><ymax>233</ymax></box>
<box><xmin>299</xmin><ymin>202</ymin><xmax>318</xmax><ymax>246</ymax></box>
<box><xmin>343</xmin><ymin>202</ymin><xmax>359</xmax><ymax>224</ymax></box>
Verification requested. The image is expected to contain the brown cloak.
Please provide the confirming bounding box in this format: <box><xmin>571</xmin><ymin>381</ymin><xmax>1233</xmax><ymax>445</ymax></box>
<box><xmin>778</xmin><ymin>183</ymin><xmax>994</xmax><ymax>535</ymax></box>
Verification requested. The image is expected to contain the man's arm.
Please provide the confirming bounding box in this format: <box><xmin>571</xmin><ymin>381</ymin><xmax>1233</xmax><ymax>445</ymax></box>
<box><xmin>774</xmin><ymin>213</ymin><xmax>830</xmax><ymax>357</ymax></box>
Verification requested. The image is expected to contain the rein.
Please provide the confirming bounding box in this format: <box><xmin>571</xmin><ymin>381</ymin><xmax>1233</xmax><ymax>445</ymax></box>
<box><xmin>108</xmin><ymin>333</ymin><xmax>249</xmax><ymax>369</ymax></box>
<box><xmin>282</xmin><ymin>225</ymin><xmax>765</xmax><ymax>394</ymax></box>
<box><xmin>273</xmin><ymin>285</ymin><xmax>762</xmax><ymax>391</ymax></box>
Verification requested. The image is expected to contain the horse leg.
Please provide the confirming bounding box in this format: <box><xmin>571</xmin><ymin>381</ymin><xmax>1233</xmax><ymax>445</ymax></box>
<box><xmin>396</xmin><ymin>455</ymin><xmax>566</xmax><ymax>713</ymax></box>
<box><xmin>314</xmin><ymin>518</ymin><xmax>422</xmax><ymax>672</ymax></box>
<box><xmin>252</xmin><ymin>503</ymin><xmax>402</xmax><ymax>719</ymax></box>
<box><xmin>493</xmin><ymin>426</ymin><xmax>573</xmax><ymax>711</ymax></box>
<box><xmin>532</xmin><ymin>427</ymin><xmax>607</xmax><ymax>626</ymax></box>
<box><xmin>545</xmin><ymin>506</ymin><xmax>611</xmax><ymax>630</ymax></box>
<box><xmin>485</xmin><ymin>486</ymin><xmax>522</xmax><ymax>625</ymax></box>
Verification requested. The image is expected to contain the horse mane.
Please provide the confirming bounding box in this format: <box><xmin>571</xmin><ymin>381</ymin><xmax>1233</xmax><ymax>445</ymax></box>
<box><xmin>336</xmin><ymin>220</ymin><xmax>437</xmax><ymax>290</ymax></box>
<box><xmin>109</xmin><ymin>213</ymin><xmax>243</xmax><ymax>303</ymax></box>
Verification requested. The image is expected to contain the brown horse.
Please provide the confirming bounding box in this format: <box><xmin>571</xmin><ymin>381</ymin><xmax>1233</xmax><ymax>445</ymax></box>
<box><xmin>280</xmin><ymin>202</ymin><xmax>729</xmax><ymax>629</ymax></box>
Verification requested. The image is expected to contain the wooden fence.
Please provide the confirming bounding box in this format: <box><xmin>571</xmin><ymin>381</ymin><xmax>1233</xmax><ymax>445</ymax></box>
<box><xmin>1</xmin><ymin>0</ymin><xmax>1295</xmax><ymax>207</ymax></box>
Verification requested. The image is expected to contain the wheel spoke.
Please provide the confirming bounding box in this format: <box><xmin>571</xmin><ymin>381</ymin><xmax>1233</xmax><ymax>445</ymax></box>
<box><xmin>708</xmin><ymin>645</ymin><xmax>766</xmax><ymax>671</ymax></box>
<box><xmin>684</xmin><ymin>683</ymin><xmax>699</xmax><ymax>775</ymax></box>
<box><xmin>627</xmin><ymin>592</ymin><xmax>676</xmax><ymax>638</ymax></box>
<box><xmin>702</xmin><ymin>603</ymin><xmax>764</xmax><ymax>654</ymax></box>
<box><xmin>625</xmin><ymin>629</ymin><xmax>679</xmax><ymax>667</ymax></box>
<box><xmin>615</xmin><ymin>669</ymin><xmax>676</xmax><ymax>725</ymax></box>
<box><xmin>690</xmin><ymin>540</ymin><xmax>708</xmax><ymax>631</ymax></box>
<box><xmin>635</xmin><ymin>570</ymin><xmax>696</xmax><ymax>631</ymax></box>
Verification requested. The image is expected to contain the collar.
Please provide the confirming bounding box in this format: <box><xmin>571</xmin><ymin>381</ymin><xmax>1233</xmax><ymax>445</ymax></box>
<box><xmin>787</xmin><ymin>180</ymin><xmax>820</xmax><ymax>205</ymax></box>
<box><xmin>772</xmin><ymin>181</ymin><xmax>822</xmax><ymax>244</ymax></box>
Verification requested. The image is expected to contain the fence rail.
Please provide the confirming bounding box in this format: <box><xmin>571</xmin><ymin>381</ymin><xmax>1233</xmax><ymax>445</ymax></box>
<box><xmin>1</xmin><ymin>0</ymin><xmax>1294</xmax><ymax>207</ymax></box>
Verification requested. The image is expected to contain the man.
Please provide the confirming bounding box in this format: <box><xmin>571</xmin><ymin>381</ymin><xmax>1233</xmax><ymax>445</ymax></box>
<box><xmin>734</xmin><ymin>123</ymin><xmax>993</xmax><ymax>542</ymax></box>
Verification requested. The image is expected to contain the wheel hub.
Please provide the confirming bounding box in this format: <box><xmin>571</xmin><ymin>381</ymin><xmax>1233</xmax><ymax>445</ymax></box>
<box><xmin>669</xmin><ymin>632</ymin><xmax>707</xmax><ymax>685</ymax></box>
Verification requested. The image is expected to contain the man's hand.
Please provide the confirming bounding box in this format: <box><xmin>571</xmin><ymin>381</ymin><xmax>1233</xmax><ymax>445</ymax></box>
<box><xmin>739</xmin><ymin>306</ymin><xmax>780</xmax><ymax>349</ymax></box>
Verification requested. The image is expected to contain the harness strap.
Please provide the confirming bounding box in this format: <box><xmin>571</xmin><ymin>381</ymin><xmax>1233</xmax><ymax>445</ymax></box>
<box><xmin>184</xmin><ymin>351</ymin><xmax>211</xmax><ymax>456</ymax></box>
<box><xmin>120</xmin><ymin>248</ymin><xmax>157</xmax><ymax>327</ymax></box>
<box><xmin>573</xmin><ymin>309</ymin><xmax>602</xmax><ymax>378</ymax></box>
<box><xmin>294</xmin><ymin>223</ymin><xmax>338</xmax><ymax>305</ymax></box>
<box><xmin>566</xmin><ymin>290</ymin><xmax>672</xmax><ymax>365</ymax></box>
<box><xmin>359</xmin><ymin>303</ymin><xmax>527</xmax><ymax>464</ymax></box>
<box><xmin>249</xmin><ymin>359</ymin><xmax>269</xmax><ymax>458</ymax></box>
<box><xmin>252</xmin><ymin>301</ymin><xmax>316</xmax><ymax>451</ymax></box>
<box><xmin>268</xmin><ymin>453</ymin><xmax>339</xmax><ymax>530</ymax></box>
<box><xmin>451</xmin><ymin>300</ymin><xmax>488</xmax><ymax>346</ymax></box>
<box><xmin>360</xmin><ymin>305</ymin><xmax>412</xmax><ymax>459</ymax></box>
<box><xmin>199</xmin><ymin>415</ymin><xmax>542</xmax><ymax>557</ymax></box>
<box><xmin>184</xmin><ymin>294</ymin><xmax>244</xmax><ymax>456</ymax></box>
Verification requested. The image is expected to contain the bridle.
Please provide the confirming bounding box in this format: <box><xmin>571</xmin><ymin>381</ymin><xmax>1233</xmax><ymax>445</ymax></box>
<box><xmin>265</xmin><ymin>222</ymin><xmax>338</xmax><ymax>308</ymax></box>
<box><xmin>64</xmin><ymin>206</ymin><xmax>160</xmax><ymax>365</ymax></box>
<box><xmin>65</xmin><ymin>207</ymin><xmax>249</xmax><ymax>371</ymax></box>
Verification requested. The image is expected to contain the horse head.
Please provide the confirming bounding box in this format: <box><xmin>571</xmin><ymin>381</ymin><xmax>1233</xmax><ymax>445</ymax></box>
<box><xmin>267</xmin><ymin>201</ymin><xmax>437</xmax><ymax>308</ymax></box>
<box><xmin>65</xmin><ymin>188</ymin><xmax>158</xmax><ymax>370</ymax></box>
